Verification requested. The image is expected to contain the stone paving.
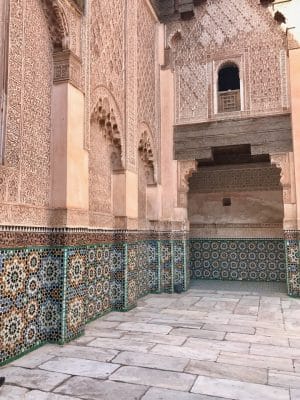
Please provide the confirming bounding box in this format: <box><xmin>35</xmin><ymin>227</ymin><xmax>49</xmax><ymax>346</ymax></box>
<box><xmin>1</xmin><ymin>281</ymin><xmax>300</xmax><ymax>400</ymax></box>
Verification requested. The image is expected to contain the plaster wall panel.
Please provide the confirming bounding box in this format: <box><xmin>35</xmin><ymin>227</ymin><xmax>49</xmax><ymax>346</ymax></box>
<box><xmin>160</xmin><ymin>69</ymin><xmax>179</xmax><ymax>221</ymax></box>
<box><xmin>51</xmin><ymin>83</ymin><xmax>68</xmax><ymax>210</ymax></box>
<box><xmin>126</xmin><ymin>170</ymin><xmax>139</xmax><ymax>219</ymax></box>
<box><xmin>289</xmin><ymin>49</ymin><xmax>300</xmax><ymax>229</ymax></box>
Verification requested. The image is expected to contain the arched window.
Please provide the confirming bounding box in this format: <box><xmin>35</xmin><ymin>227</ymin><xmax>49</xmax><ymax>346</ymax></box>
<box><xmin>218</xmin><ymin>63</ymin><xmax>241</xmax><ymax>113</ymax></box>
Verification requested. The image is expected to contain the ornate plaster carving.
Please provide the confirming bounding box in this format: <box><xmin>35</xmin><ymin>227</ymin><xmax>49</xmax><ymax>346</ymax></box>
<box><xmin>270</xmin><ymin>152</ymin><xmax>292</xmax><ymax>203</ymax></box>
<box><xmin>177</xmin><ymin>160</ymin><xmax>197</xmax><ymax>207</ymax></box>
<box><xmin>40</xmin><ymin>0</ymin><xmax>69</xmax><ymax>50</ymax></box>
<box><xmin>91</xmin><ymin>96</ymin><xmax>123</xmax><ymax>171</ymax></box>
<box><xmin>138</xmin><ymin>127</ymin><xmax>156</xmax><ymax>185</ymax></box>
<box><xmin>53</xmin><ymin>50</ymin><xmax>81</xmax><ymax>89</ymax></box>
<box><xmin>167</xmin><ymin>0</ymin><xmax>289</xmax><ymax>124</ymax></box>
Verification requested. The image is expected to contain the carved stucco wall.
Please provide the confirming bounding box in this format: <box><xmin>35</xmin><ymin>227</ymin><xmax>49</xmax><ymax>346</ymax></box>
<box><xmin>1</xmin><ymin>0</ymin><xmax>53</xmax><ymax>225</ymax></box>
<box><xmin>137</xmin><ymin>1</ymin><xmax>158</xmax><ymax>147</ymax></box>
<box><xmin>88</xmin><ymin>1</ymin><xmax>125</xmax><ymax>226</ymax></box>
<box><xmin>167</xmin><ymin>0</ymin><xmax>289</xmax><ymax>125</ymax></box>
<box><xmin>88</xmin><ymin>0</ymin><xmax>160</xmax><ymax>227</ymax></box>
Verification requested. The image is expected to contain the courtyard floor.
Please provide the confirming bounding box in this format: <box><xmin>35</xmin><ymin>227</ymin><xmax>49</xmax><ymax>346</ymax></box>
<box><xmin>1</xmin><ymin>281</ymin><xmax>300</xmax><ymax>400</ymax></box>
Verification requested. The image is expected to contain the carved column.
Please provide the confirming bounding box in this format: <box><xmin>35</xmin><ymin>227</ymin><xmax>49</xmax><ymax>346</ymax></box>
<box><xmin>0</xmin><ymin>0</ymin><xmax>9</xmax><ymax>161</ymax></box>
<box><xmin>51</xmin><ymin>48</ymin><xmax>88</xmax><ymax>225</ymax></box>
<box><xmin>177</xmin><ymin>160</ymin><xmax>197</xmax><ymax>208</ymax></box>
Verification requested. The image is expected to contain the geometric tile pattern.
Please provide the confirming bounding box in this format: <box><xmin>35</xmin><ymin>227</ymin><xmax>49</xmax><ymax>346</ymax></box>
<box><xmin>0</xmin><ymin>238</ymin><xmax>190</xmax><ymax>366</ymax></box>
<box><xmin>285</xmin><ymin>231</ymin><xmax>300</xmax><ymax>297</ymax></box>
<box><xmin>0</xmin><ymin>247</ymin><xmax>64</xmax><ymax>365</ymax></box>
<box><xmin>190</xmin><ymin>239</ymin><xmax>286</xmax><ymax>282</ymax></box>
<box><xmin>2</xmin><ymin>233</ymin><xmax>298</xmax><ymax>366</ymax></box>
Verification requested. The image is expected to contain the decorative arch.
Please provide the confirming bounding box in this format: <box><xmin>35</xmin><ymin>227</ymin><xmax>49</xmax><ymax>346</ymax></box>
<box><xmin>138</xmin><ymin>123</ymin><xmax>157</xmax><ymax>185</ymax></box>
<box><xmin>40</xmin><ymin>0</ymin><xmax>69</xmax><ymax>50</ymax></box>
<box><xmin>91</xmin><ymin>88</ymin><xmax>124</xmax><ymax>170</ymax></box>
<box><xmin>177</xmin><ymin>160</ymin><xmax>197</xmax><ymax>208</ymax></box>
<box><xmin>218</xmin><ymin>62</ymin><xmax>240</xmax><ymax>92</ymax></box>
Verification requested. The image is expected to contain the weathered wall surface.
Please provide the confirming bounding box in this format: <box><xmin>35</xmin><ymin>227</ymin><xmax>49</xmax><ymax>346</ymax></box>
<box><xmin>188</xmin><ymin>164</ymin><xmax>284</xmax><ymax>238</ymax></box>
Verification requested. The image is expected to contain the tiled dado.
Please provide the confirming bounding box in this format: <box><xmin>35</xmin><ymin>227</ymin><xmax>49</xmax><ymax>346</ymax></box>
<box><xmin>189</xmin><ymin>238</ymin><xmax>286</xmax><ymax>282</ymax></box>
<box><xmin>285</xmin><ymin>231</ymin><xmax>300</xmax><ymax>297</ymax></box>
<box><xmin>0</xmin><ymin>233</ymin><xmax>189</xmax><ymax>365</ymax></box>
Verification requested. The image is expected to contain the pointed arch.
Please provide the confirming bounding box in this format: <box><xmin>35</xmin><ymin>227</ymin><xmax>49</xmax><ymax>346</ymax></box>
<box><xmin>40</xmin><ymin>0</ymin><xmax>69</xmax><ymax>50</ymax></box>
<box><xmin>91</xmin><ymin>87</ymin><xmax>124</xmax><ymax>170</ymax></box>
<box><xmin>138</xmin><ymin>122</ymin><xmax>157</xmax><ymax>185</ymax></box>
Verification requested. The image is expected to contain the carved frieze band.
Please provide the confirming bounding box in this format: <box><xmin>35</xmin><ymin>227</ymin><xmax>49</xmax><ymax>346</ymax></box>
<box><xmin>53</xmin><ymin>50</ymin><xmax>82</xmax><ymax>90</ymax></box>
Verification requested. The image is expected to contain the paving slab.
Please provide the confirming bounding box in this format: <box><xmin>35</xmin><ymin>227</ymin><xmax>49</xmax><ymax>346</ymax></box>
<box><xmin>84</xmin><ymin>328</ymin><xmax>124</xmax><ymax>338</ymax></box>
<box><xmin>55</xmin><ymin>376</ymin><xmax>148</xmax><ymax>400</ymax></box>
<box><xmin>291</xmin><ymin>389</ymin><xmax>300</xmax><ymax>400</ymax></box>
<box><xmin>39</xmin><ymin>357</ymin><xmax>120</xmax><ymax>379</ymax></box>
<box><xmin>269</xmin><ymin>371</ymin><xmax>300</xmax><ymax>388</ymax></box>
<box><xmin>117</xmin><ymin>322</ymin><xmax>172</xmax><ymax>334</ymax></box>
<box><xmin>151</xmin><ymin>343</ymin><xmax>218</xmax><ymax>362</ymax></box>
<box><xmin>184</xmin><ymin>338</ymin><xmax>249</xmax><ymax>354</ymax></box>
<box><xmin>161</xmin><ymin>309</ymin><xmax>207</xmax><ymax>319</ymax></box>
<box><xmin>52</xmin><ymin>344</ymin><xmax>119</xmax><ymax>362</ymax></box>
<box><xmin>203</xmin><ymin>323</ymin><xmax>255</xmax><ymax>335</ymax></box>
<box><xmin>250</xmin><ymin>343</ymin><xmax>300</xmax><ymax>359</ymax></box>
<box><xmin>87</xmin><ymin>337</ymin><xmax>154</xmax><ymax>352</ymax></box>
<box><xmin>0</xmin><ymin>386</ymin><xmax>29</xmax><ymax>400</ymax></box>
<box><xmin>121</xmin><ymin>332</ymin><xmax>187</xmax><ymax>345</ymax></box>
<box><xmin>10</xmin><ymin>345</ymin><xmax>57</xmax><ymax>368</ymax></box>
<box><xmin>87</xmin><ymin>320</ymin><xmax>121</xmax><ymax>329</ymax></box>
<box><xmin>112</xmin><ymin>351</ymin><xmax>189</xmax><ymax>372</ymax></box>
<box><xmin>185</xmin><ymin>359</ymin><xmax>267</xmax><ymax>384</ymax></box>
<box><xmin>25</xmin><ymin>391</ymin><xmax>80</xmax><ymax>400</ymax></box>
<box><xmin>3</xmin><ymin>367</ymin><xmax>69</xmax><ymax>391</ymax></box>
<box><xmin>110</xmin><ymin>366</ymin><xmax>196</xmax><ymax>391</ymax></box>
<box><xmin>141</xmin><ymin>387</ymin><xmax>226</xmax><ymax>400</ymax></box>
<box><xmin>73</xmin><ymin>336</ymin><xmax>96</xmax><ymax>345</ymax></box>
<box><xmin>168</xmin><ymin>297</ymin><xmax>200</xmax><ymax>309</ymax></box>
<box><xmin>289</xmin><ymin>338</ymin><xmax>300</xmax><ymax>348</ymax></box>
<box><xmin>150</xmin><ymin>319</ymin><xmax>204</xmax><ymax>328</ymax></box>
<box><xmin>294</xmin><ymin>360</ymin><xmax>300</xmax><ymax>372</ymax></box>
<box><xmin>218</xmin><ymin>351</ymin><xmax>294</xmax><ymax>371</ymax></box>
<box><xmin>142</xmin><ymin>298</ymin><xmax>176</xmax><ymax>308</ymax></box>
<box><xmin>225</xmin><ymin>333</ymin><xmax>289</xmax><ymax>347</ymax></box>
<box><xmin>191</xmin><ymin>375</ymin><xmax>290</xmax><ymax>400</ymax></box>
<box><xmin>170</xmin><ymin>327</ymin><xmax>225</xmax><ymax>340</ymax></box>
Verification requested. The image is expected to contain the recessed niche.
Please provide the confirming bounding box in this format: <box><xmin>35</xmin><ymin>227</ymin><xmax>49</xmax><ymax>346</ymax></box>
<box><xmin>223</xmin><ymin>198</ymin><xmax>231</xmax><ymax>207</ymax></box>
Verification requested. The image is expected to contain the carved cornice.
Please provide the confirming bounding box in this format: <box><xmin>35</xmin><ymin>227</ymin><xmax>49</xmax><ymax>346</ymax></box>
<box><xmin>53</xmin><ymin>50</ymin><xmax>82</xmax><ymax>90</ymax></box>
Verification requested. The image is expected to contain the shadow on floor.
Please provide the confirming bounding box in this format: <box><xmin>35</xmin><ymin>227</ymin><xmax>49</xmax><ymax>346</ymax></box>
<box><xmin>190</xmin><ymin>279</ymin><xmax>287</xmax><ymax>294</ymax></box>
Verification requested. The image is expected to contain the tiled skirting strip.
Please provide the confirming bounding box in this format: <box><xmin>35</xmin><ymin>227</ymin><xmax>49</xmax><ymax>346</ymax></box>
<box><xmin>0</xmin><ymin>235</ymin><xmax>189</xmax><ymax>366</ymax></box>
